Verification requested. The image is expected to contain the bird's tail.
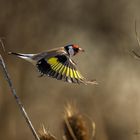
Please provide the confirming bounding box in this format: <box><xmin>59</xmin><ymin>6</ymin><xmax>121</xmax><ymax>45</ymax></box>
<box><xmin>8</xmin><ymin>52</ymin><xmax>36</xmax><ymax>64</ymax></box>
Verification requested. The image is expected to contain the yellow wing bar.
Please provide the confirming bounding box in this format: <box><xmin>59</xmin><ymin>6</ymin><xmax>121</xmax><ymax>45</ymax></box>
<box><xmin>47</xmin><ymin>57</ymin><xmax>58</xmax><ymax>65</ymax></box>
<box><xmin>47</xmin><ymin>57</ymin><xmax>83</xmax><ymax>80</ymax></box>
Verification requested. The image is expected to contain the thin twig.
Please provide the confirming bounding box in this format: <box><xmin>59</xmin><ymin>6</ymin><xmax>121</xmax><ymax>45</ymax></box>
<box><xmin>132</xmin><ymin>20</ymin><xmax>140</xmax><ymax>59</ymax></box>
<box><xmin>0</xmin><ymin>38</ymin><xmax>6</xmax><ymax>52</ymax></box>
<box><xmin>132</xmin><ymin>50</ymin><xmax>140</xmax><ymax>59</ymax></box>
<box><xmin>0</xmin><ymin>42</ymin><xmax>40</xmax><ymax>140</ymax></box>
<box><xmin>135</xmin><ymin>20</ymin><xmax>140</xmax><ymax>48</ymax></box>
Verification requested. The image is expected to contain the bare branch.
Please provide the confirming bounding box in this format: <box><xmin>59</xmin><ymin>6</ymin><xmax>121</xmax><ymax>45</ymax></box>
<box><xmin>131</xmin><ymin>21</ymin><xmax>140</xmax><ymax>59</ymax></box>
<box><xmin>135</xmin><ymin>20</ymin><xmax>140</xmax><ymax>48</ymax></box>
<box><xmin>0</xmin><ymin>37</ymin><xmax>6</xmax><ymax>52</ymax></box>
<box><xmin>132</xmin><ymin>50</ymin><xmax>140</xmax><ymax>59</ymax></box>
<box><xmin>0</xmin><ymin>40</ymin><xmax>40</xmax><ymax>140</ymax></box>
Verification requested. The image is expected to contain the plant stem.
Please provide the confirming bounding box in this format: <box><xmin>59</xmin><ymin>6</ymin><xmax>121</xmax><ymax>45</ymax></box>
<box><xmin>0</xmin><ymin>54</ymin><xmax>40</xmax><ymax>140</ymax></box>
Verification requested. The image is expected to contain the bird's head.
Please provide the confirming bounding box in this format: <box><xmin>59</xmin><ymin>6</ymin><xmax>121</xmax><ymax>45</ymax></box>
<box><xmin>64</xmin><ymin>44</ymin><xmax>84</xmax><ymax>57</ymax></box>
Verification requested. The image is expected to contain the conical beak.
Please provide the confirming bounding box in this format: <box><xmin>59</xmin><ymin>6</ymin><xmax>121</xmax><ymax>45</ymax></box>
<box><xmin>79</xmin><ymin>47</ymin><xmax>85</xmax><ymax>52</ymax></box>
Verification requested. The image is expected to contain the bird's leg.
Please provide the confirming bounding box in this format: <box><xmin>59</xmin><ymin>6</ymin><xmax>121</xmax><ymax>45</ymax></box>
<box><xmin>38</xmin><ymin>72</ymin><xmax>44</xmax><ymax>77</ymax></box>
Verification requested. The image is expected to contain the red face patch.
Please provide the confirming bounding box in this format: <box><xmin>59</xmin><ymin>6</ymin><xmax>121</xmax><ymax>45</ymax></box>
<box><xmin>72</xmin><ymin>44</ymin><xmax>79</xmax><ymax>49</ymax></box>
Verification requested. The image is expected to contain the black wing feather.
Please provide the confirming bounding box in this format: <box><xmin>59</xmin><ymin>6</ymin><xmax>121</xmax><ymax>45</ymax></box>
<box><xmin>36</xmin><ymin>54</ymin><xmax>97</xmax><ymax>84</ymax></box>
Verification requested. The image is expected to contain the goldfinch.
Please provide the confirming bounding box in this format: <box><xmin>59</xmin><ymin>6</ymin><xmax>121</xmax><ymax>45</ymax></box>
<box><xmin>9</xmin><ymin>44</ymin><xmax>97</xmax><ymax>85</ymax></box>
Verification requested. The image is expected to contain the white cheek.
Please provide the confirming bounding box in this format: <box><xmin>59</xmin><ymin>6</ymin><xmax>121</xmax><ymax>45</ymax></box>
<box><xmin>68</xmin><ymin>47</ymin><xmax>74</xmax><ymax>56</ymax></box>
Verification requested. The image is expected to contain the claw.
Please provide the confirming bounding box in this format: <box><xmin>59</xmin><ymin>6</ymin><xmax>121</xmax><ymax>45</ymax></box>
<box><xmin>38</xmin><ymin>73</ymin><xmax>44</xmax><ymax>77</ymax></box>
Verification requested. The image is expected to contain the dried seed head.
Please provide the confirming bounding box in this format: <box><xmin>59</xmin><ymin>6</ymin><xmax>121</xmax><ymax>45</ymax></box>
<box><xmin>39</xmin><ymin>125</ymin><xmax>56</xmax><ymax>140</ymax></box>
<box><xmin>64</xmin><ymin>103</ymin><xmax>78</xmax><ymax>118</ymax></box>
<box><xmin>63</xmin><ymin>103</ymin><xmax>89</xmax><ymax>140</ymax></box>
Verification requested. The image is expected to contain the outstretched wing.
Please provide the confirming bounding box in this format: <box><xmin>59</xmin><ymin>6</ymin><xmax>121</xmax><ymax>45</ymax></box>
<box><xmin>36</xmin><ymin>54</ymin><xmax>97</xmax><ymax>84</ymax></box>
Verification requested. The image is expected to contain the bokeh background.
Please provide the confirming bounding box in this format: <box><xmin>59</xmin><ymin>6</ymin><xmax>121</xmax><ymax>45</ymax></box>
<box><xmin>0</xmin><ymin>0</ymin><xmax>140</xmax><ymax>140</ymax></box>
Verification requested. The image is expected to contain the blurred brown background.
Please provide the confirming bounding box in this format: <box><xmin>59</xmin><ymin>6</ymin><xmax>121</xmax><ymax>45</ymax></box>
<box><xmin>0</xmin><ymin>0</ymin><xmax>140</xmax><ymax>140</ymax></box>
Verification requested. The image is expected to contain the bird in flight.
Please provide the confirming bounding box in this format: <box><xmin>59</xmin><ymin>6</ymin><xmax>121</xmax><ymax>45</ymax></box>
<box><xmin>9</xmin><ymin>44</ymin><xmax>97</xmax><ymax>85</ymax></box>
